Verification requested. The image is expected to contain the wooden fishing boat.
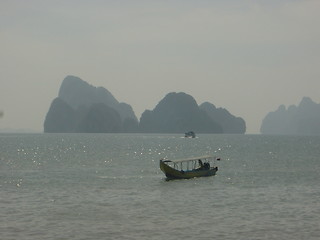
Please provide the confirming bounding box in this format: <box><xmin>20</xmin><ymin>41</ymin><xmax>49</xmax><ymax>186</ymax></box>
<box><xmin>160</xmin><ymin>155</ymin><xmax>219</xmax><ymax>180</ymax></box>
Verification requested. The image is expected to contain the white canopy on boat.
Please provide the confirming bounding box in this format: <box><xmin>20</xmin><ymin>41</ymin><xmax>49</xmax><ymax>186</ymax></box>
<box><xmin>162</xmin><ymin>155</ymin><xmax>214</xmax><ymax>163</ymax></box>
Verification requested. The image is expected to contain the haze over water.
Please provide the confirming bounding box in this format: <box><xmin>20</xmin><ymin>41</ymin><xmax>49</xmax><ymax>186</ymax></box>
<box><xmin>1</xmin><ymin>2</ymin><xmax>320</xmax><ymax>239</ymax></box>
<box><xmin>1</xmin><ymin>0</ymin><xmax>320</xmax><ymax>133</ymax></box>
<box><xmin>1</xmin><ymin>133</ymin><xmax>319</xmax><ymax>239</ymax></box>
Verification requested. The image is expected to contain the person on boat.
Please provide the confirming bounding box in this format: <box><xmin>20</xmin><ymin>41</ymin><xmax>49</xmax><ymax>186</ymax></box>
<box><xmin>204</xmin><ymin>162</ymin><xmax>210</xmax><ymax>170</ymax></box>
<box><xmin>198</xmin><ymin>159</ymin><xmax>204</xmax><ymax>168</ymax></box>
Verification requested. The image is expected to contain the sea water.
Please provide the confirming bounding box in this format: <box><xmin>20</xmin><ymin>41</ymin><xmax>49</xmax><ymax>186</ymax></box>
<box><xmin>0</xmin><ymin>133</ymin><xmax>319</xmax><ymax>240</ymax></box>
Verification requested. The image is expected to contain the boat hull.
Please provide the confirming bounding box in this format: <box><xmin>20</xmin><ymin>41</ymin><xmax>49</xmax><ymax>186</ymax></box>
<box><xmin>160</xmin><ymin>160</ymin><xmax>218</xmax><ymax>180</ymax></box>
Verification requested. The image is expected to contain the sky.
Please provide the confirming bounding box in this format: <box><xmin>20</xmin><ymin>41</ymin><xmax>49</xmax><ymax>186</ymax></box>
<box><xmin>1</xmin><ymin>0</ymin><xmax>320</xmax><ymax>133</ymax></box>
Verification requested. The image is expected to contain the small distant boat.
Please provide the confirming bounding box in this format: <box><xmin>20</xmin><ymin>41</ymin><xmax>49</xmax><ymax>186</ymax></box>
<box><xmin>185</xmin><ymin>131</ymin><xmax>196</xmax><ymax>138</ymax></box>
<box><xmin>160</xmin><ymin>155</ymin><xmax>219</xmax><ymax>180</ymax></box>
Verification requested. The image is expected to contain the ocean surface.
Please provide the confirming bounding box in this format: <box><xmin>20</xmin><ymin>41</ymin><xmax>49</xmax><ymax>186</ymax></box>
<box><xmin>0</xmin><ymin>133</ymin><xmax>319</xmax><ymax>240</ymax></box>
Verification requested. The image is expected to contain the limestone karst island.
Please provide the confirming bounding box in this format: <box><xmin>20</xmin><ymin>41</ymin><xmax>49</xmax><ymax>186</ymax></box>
<box><xmin>44</xmin><ymin>76</ymin><xmax>246</xmax><ymax>134</ymax></box>
<box><xmin>260</xmin><ymin>97</ymin><xmax>320</xmax><ymax>135</ymax></box>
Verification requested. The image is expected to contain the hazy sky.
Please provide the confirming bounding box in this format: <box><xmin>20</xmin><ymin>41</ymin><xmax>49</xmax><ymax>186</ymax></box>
<box><xmin>1</xmin><ymin>0</ymin><xmax>319</xmax><ymax>133</ymax></box>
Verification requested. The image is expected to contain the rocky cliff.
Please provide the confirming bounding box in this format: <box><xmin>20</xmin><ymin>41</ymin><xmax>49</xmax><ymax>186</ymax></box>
<box><xmin>44</xmin><ymin>76</ymin><xmax>246</xmax><ymax>134</ymax></box>
<box><xmin>260</xmin><ymin>97</ymin><xmax>320</xmax><ymax>135</ymax></box>
<box><xmin>200</xmin><ymin>102</ymin><xmax>246</xmax><ymax>134</ymax></box>
<box><xmin>58</xmin><ymin>75</ymin><xmax>137</xmax><ymax>122</ymax></box>
<box><xmin>44</xmin><ymin>98</ymin><xmax>76</xmax><ymax>133</ymax></box>
<box><xmin>139</xmin><ymin>92</ymin><xmax>224</xmax><ymax>133</ymax></box>
<box><xmin>44</xmin><ymin>76</ymin><xmax>138</xmax><ymax>133</ymax></box>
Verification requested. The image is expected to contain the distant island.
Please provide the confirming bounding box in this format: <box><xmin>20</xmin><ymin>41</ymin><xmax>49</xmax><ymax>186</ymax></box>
<box><xmin>139</xmin><ymin>92</ymin><xmax>245</xmax><ymax>133</ymax></box>
<box><xmin>200</xmin><ymin>102</ymin><xmax>246</xmax><ymax>134</ymax></box>
<box><xmin>44</xmin><ymin>76</ymin><xmax>138</xmax><ymax>133</ymax></box>
<box><xmin>44</xmin><ymin>76</ymin><xmax>246</xmax><ymax>134</ymax></box>
<box><xmin>260</xmin><ymin>97</ymin><xmax>320</xmax><ymax>135</ymax></box>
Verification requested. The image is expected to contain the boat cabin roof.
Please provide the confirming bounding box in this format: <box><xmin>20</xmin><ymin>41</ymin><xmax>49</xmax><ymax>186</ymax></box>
<box><xmin>162</xmin><ymin>155</ymin><xmax>213</xmax><ymax>163</ymax></box>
